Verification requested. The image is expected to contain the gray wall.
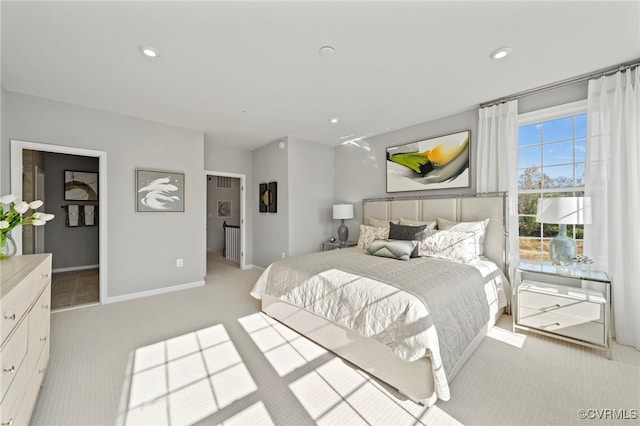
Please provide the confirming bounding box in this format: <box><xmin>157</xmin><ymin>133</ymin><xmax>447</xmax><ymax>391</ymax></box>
<box><xmin>288</xmin><ymin>136</ymin><xmax>334</xmax><ymax>255</ymax></box>
<box><xmin>203</xmin><ymin>138</ymin><xmax>254</xmax><ymax>266</ymax></box>
<box><xmin>334</xmin><ymin>109</ymin><xmax>478</xmax><ymax>232</ymax></box>
<box><xmin>206</xmin><ymin>176</ymin><xmax>240</xmax><ymax>253</ymax></box>
<box><xmin>43</xmin><ymin>152</ymin><xmax>99</xmax><ymax>269</ymax></box>
<box><xmin>2</xmin><ymin>91</ymin><xmax>206</xmax><ymax>299</ymax></box>
<box><xmin>252</xmin><ymin>138</ymin><xmax>289</xmax><ymax>267</ymax></box>
<box><xmin>333</xmin><ymin>81</ymin><xmax>590</xmax><ymax>240</ymax></box>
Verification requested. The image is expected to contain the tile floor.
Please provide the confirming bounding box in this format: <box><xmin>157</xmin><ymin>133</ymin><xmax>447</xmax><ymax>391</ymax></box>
<box><xmin>51</xmin><ymin>268</ymin><xmax>100</xmax><ymax>310</ymax></box>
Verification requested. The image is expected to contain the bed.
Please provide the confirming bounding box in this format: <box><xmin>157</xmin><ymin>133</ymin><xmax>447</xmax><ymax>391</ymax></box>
<box><xmin>250</xmin><ymin>194</ymin><xmax>510</xmax><ymax>406</ymax></box>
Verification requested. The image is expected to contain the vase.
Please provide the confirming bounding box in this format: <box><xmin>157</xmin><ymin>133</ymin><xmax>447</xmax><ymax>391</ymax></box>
<box><xmin>0</xmin><ymin>233</ymin><xmax>17</xmax><ymax>260</ymax></box>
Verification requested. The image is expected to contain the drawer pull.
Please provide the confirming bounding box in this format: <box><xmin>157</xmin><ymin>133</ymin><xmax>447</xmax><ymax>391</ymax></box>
<box><xmin>3</xmin><ymin>366</ymin><xmax>16</xmax><ymax>374</ymax></box>
<box><xmin>41</xmin><ymin>272</ymin><xmax>49</xmax><ymax>278</ymax></box>
<box><xmin>2</xmin><ymin>418</ymin><xmax>14</xmax><ymax>426</ymax></box>
<box><xmin>39</xmin><ymin>368</ymin><xmax>47</xmax><ymax>374</ymax></box>
<box><xmin>3</xmin><ymin>314</ymin><xmax>16</xmax><ymax>321</ymax></box>
<box><xmin>40</xmin><ymin>336</ymin><xmax>48</xmax><ymax>343</ymax></box>
<box><xmin>542</xmin><ymin>304</ymin><xmax>562</xmax><ymax>311</ymax></box>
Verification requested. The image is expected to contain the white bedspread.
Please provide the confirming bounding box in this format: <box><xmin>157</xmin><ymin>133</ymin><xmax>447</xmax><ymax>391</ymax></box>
<box><xmin>250</xmin><ymin>248</ymin><xmax>508</xmax><ymax>401</ymax></box>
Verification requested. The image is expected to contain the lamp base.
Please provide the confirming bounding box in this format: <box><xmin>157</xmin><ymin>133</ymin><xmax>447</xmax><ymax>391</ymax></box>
<box><xmin>549</xmin><ymin>224</ymin><xmax>577</xmax><ymax>265</ymax></box>
<box><xmin>337</xmin><ymin>221</ymin><xmax>349</xmax><ymax>244</ymax></box>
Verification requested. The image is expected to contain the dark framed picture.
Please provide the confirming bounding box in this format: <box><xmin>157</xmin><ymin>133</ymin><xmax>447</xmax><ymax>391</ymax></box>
<box><xmin>136</xmin><ymin>169</ymin><xmax>185</xmax><ymax>212</ymax></box>
<box><xmin>386</xmin><ymin>130</ymin><xmax>470</xmax><ymax>192</ymax></box>
<box><xmin>268</xmin><ymin>181</ymin><xmax>277</xmax><ymax>213</ymax></box>
<box><xmin>64</xmin><ymin>170</ymin><xmax>98</xmax><ymax>201</ymax></box>
<box><xmin>259</xmin><ymin>183</ymin><xmax>268</xmax><ymax>212</ymax></box>
<box><xmin>217</xmin><ymin>200</ymin><xmax>231</xmax><ymax>218</ymax></box>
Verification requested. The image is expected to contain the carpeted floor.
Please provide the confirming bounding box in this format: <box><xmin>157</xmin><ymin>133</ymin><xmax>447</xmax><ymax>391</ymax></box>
<box><xmin>30</xmin><ymin>253</ymin><xmax>639</xmax><ymax>425</ymax></box>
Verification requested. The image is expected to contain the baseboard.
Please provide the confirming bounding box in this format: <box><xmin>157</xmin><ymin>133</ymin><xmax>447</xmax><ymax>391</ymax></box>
<box><xmin>52</xmin><ymin>264</ymin><xmax>100</xmax><ymax>273</ymax></box>
<box><xmin>244</xmin><ymin>264</ymin><xmax>263</xmax><ymax>271</ymax></box>
<box><xmin>103</xmin><ymin>280</ymin><xmax>205</xmax><ymax>305</ymax></box>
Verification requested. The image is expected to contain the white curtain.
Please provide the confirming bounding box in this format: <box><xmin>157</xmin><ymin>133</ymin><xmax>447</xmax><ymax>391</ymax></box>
<box><xmin>585</xmin><ymin>67</ymin><xmax>640</xmax><ymax>348</ymax></box>
<box><xmin>477</xmin><ymin>100</ymin><xmax>519</xmax><ymax>278</ymax></box>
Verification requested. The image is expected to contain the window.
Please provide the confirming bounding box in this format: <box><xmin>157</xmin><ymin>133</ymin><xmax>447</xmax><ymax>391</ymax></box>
<box><xmin>517</xmin><ymin>101</ymin><xmax>587</xmax><ymax>260</ymax></box>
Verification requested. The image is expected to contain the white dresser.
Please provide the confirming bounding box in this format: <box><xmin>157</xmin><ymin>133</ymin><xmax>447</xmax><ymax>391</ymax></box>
<box><xmin>1</xmin><ymin>254</ymin><xmax>52</xmax><ymax>426</ymax></box>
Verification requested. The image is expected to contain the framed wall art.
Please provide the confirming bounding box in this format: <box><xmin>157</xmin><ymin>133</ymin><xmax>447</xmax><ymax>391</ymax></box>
<box><xmin>136</xmin><ymin>169</ymin><xmax>185</xmax><ymax>212</ymax></box>
<box><xmin>259</xmin><ymin>181</ymin><xmax>277</xmax><ymax>213</ymax></box>
<box><xmin>217</xmin><ymin>200</ymin><xmax>231</xmax><ymax>219</ymax></box>
<box><xmin>64</xmin><ymin>170</ymin><xmax>98</xmax><ymax>201</ymax></box>
<box><xmin>386</xmin><ymin>130</ymin><xmax>470</xmax><ymax>192</ymax></box>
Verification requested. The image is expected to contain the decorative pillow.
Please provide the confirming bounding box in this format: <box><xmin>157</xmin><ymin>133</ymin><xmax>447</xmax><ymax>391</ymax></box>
<box><xmin>388</xmin><ymin>222</ymin><xmax>427</xmax><ymax>258</ymax></box>
<box><xmin>436</xmin><ymin>217</ymin><xmax>489</xmax><ymax>256</ymax></box>
<box><xmin>367</xmin><ymin>239</ymin><xmax>418</xmax><ymax>261</ymax></box>
<box><xmin>418</xmin><ymin>230</ymin><xmax>479</xmax><ymax>263</ymax></box>
<box><xmin>399</xmin><ymin>218</ymin><xmax>437</xmax><ymax>230</ymax></box>
<box><xmin>357</xmin><ymin>225</ymin><xmax>390</xmax><ymax>250</ymax></box>
<box><xmin>367</xmin><ymin>217</ymin><xmax>399</xmax><ymax>228</ymax></box>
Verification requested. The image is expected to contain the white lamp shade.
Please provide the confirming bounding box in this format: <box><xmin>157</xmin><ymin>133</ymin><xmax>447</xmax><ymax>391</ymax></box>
<box><xmin>536</xmin><ymin>197</ymin><xmax>592</xmax><ymax>225</ymax></box>
<box><xmin>333</xmin><ymin>204</ymin><xmax>354</xmax><ymax>220</ymax></box>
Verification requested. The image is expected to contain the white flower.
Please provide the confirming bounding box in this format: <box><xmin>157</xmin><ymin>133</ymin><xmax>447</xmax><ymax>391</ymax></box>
<box><xmin>0</xmin><ymin>221</ymin><xmax>9</xmax><ymax>229</ymax></box>
<box><xmin>32</xmin><ymin>220</ymin><xmax>47</xmax><ymax>226</ymax></box>
<box><xmin>32</xmin><ymin>213</ymin><xmax>55</xmax><ymax>222</ymax></box>
<box><xmin>0</xmin><ymin>194</ymin><xmax>17</xmax><ymax>204</ymax></box>
<box><xmin>14</xmin><ymin>201</ymin><xmax>29</xmax><ymax>214</ymax></box>
<box><xmin>29</xmin><ymin>200</ymin><xmax>43</xmax><ymax>209</ymax></box>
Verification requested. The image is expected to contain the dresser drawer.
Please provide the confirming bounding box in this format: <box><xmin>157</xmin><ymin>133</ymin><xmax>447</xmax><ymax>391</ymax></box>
<box><xmin>1</xmin><ymin>257</ymin><xmax>51</xmax><ymax>344</ymax></box>
<box><xmin>519</xmin><ymin>290</ymin><xmax>604</xmax><ymax>323</ymax></box>
<box><xmin>26</xmin><ymin>283</ymin><xmax>51</xmax><ymax>379</ymax></box>
<box><xmin>518</xmin><ymin>307</ymin><xmax>605</xmax><ymax>345</ymax></box>
<box><xmin>1</xmin><ymin>319</ymin><xmax>28</xmax><ymax>400</ymax></box>
<box><xmin>0</xmin><ymin>357</ymin><xmax>27</xmax><ymax>426</ymax></box>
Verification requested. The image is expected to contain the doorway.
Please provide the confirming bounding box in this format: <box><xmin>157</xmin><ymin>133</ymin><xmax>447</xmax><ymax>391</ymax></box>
<box><xmin>11</xmin><ymin>140</ymin><xmax>108</xmax><ymax>307</ymax></box>
<box><xmin>205</xmin><ymin>170</ymin><xmax>246</xmax><ymax>273</ymax></box>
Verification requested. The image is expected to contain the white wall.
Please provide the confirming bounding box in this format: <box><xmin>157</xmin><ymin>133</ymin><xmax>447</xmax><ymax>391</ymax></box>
<box><xmin>252</xmin><ymin>138</ymin><xmax>289</xmax><ymax>267</ymax></box>
<box><xmin>2</xmin><ymin>91</ymin><xmax>206</xmax><ymax>299</ymax></box>
<box><xmin>288</xmin><ymin>136</ymin><xmax>334</xmax><ymax>255</ymax></box>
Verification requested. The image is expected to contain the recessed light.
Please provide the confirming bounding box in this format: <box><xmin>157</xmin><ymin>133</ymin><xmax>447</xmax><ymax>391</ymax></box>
<box><xmin>319</xmin><ymin>46</ymin><xmax>336</xmax><ymax>57</ymax></box>
<box><xmin>490</xmin><ymin>47</ymin><xmax>512</xmax><ymax>60</ymax></box>
<box><xmin>139</xmin><ymin>45</ymin><xmax>159</xmax><ymax>58</ymax></box>
<box><xmin>330</xmin><ymin>118</ymin><xmax>339</xmax><ymax>124</ymax></box>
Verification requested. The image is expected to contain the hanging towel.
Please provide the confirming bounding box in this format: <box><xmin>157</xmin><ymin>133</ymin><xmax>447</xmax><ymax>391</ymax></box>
<box><xmin>84</xmin><ymin>205</ymin><xmax>96</xmax><ymax>226</ymax></box>
<box><xmin>68</xmin><ymin>205</ymin><xmax>79</xmax><ymax>227</ymax></box>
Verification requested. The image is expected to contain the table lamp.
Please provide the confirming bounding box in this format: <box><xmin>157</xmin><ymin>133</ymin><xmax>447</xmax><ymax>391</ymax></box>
<box><xmin>333</xmin><ymin>204</ymin><xmax>354</xmax><ymax>245</ymax></box>
<box><xmin>536</xmin><ymin>196</ymin><xmax>591</xmax><ymax>265</ymax></box>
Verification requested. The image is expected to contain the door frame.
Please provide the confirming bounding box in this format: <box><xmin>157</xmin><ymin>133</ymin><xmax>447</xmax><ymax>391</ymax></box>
<box><xmin>11</xmin><ymin>139</ymin><xmax>108</xmax><ymax>304</ymax></box>
<box><xmin>205</xmin><ymin>170</ymin><xmax>246</xmax><ymax>269</ymax></box>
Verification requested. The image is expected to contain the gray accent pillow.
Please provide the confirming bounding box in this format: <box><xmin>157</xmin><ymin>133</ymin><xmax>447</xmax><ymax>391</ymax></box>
<box><xmin>367</xmin><ymin>239</ymin><xmax>418</xmax><ymax>261</ymax></box>
<box><xmin>388</xmin><ymin>222</ymin><xmax>427</xmax><ymax>258</ymax></box>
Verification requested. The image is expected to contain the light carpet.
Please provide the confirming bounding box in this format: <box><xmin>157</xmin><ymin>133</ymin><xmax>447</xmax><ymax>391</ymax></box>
<box><xmin>30</xmin><ymin>254</ymin><xmax>639</xmax><ymax>425</ymax></box>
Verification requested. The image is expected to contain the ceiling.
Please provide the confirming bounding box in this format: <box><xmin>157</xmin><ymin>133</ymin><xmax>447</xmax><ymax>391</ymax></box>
<box><xmin>2</xmin><ymin>1</ymin><xmax>639</xmax><ymax>150</ymax></box>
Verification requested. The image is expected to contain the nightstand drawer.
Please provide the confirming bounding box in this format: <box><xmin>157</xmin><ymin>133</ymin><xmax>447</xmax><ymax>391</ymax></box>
<box><xmin>519</xmin><ymin>290</ymin><xmax>604</xmax><ymax>323</ymax></box>
<box><xmin>518</xmin><ymin>307</ymin><xmax>605</xmax><ymax>345</ymax></box>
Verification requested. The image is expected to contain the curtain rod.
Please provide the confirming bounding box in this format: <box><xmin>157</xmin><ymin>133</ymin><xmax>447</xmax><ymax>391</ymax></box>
<box><xmin>480</xmin><ymin>59</ymin><xmax>640</xmax><ymax>108</ymax></box>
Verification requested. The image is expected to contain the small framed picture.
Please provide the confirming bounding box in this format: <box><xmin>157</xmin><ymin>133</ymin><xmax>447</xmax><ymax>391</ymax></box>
<box><xmin>217</xmin><ymin>200</ymin><xmax>231</xmax><ymax>218</ymax></box>
<box><xmin>136</xmin><ymin>169</ymin><xmax>185</xmax><ymax>212</ymax></box>
<box><xmin>65</xmin><ymin>170</ymin><xmax>98</xmax><ymax>201</ymax></box>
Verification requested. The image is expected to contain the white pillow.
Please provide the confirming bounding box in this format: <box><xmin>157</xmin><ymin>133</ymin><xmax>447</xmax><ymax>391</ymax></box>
<box><xmin>399</xmin><ymin>218</ymin><xmax>437</xmax><ymax>230</ymax></box>
<box><xmin>366</xmin><ymin>217</ymin><xmax>399</xmax><ymax>228</ymax></box>
<box><xmin>357</xmin><ymin>225</ymin><xmax>390</xmax><ymax>250</ymax></box>
<box><xmin>418</xmin><ymin>230</ymin><xmax>479</xmax><ymax>263</ymax></box>
<box><xmin>436</xmin><ymin>217</ymin><xmax>489</xmax><ymax>255</ymax></box>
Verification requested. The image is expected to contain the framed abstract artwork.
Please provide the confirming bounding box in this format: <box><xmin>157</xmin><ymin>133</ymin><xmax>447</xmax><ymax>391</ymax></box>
<box><xmin>64</xmin><ymin>170</ymin><xmax>98</xmax><ymax>201</ymax></box>
<box><xmin>259</xmin><ymin>181</ymin><xmax>277</xmax><ymax>213</ymax></box>
<box><xmin>136</xmin><ymin>169</ymin><xmax>185</xmax><ymax>212</ymax></box>
<box><xmin>386</xmin><ymin>130</ymin><xmax>470</xmax><ymax>192</ymax></box>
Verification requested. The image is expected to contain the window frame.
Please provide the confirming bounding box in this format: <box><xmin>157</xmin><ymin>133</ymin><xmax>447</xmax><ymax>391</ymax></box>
<box><xmin>517</xmin><ymin>99</ymin><xmax>588</xmax><ymax>261</ymax></box>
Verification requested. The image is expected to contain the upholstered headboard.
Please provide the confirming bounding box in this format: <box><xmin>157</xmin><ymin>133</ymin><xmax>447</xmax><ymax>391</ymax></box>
<box><xmin>363</xmin><ymin>194</ymin><xmax>507</xmax><ymax>269</ymax></box>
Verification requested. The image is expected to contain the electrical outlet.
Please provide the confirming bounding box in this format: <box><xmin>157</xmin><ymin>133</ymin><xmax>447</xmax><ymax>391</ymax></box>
<box><xmin>176</xmin><ymin>258</ymin><xmax>184</xmax><ymax>267</ymax></box>
<box><xmin>281</xmin><ymin>252</ymin><xmax>286</xmax><ymax>259</ymax></box>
